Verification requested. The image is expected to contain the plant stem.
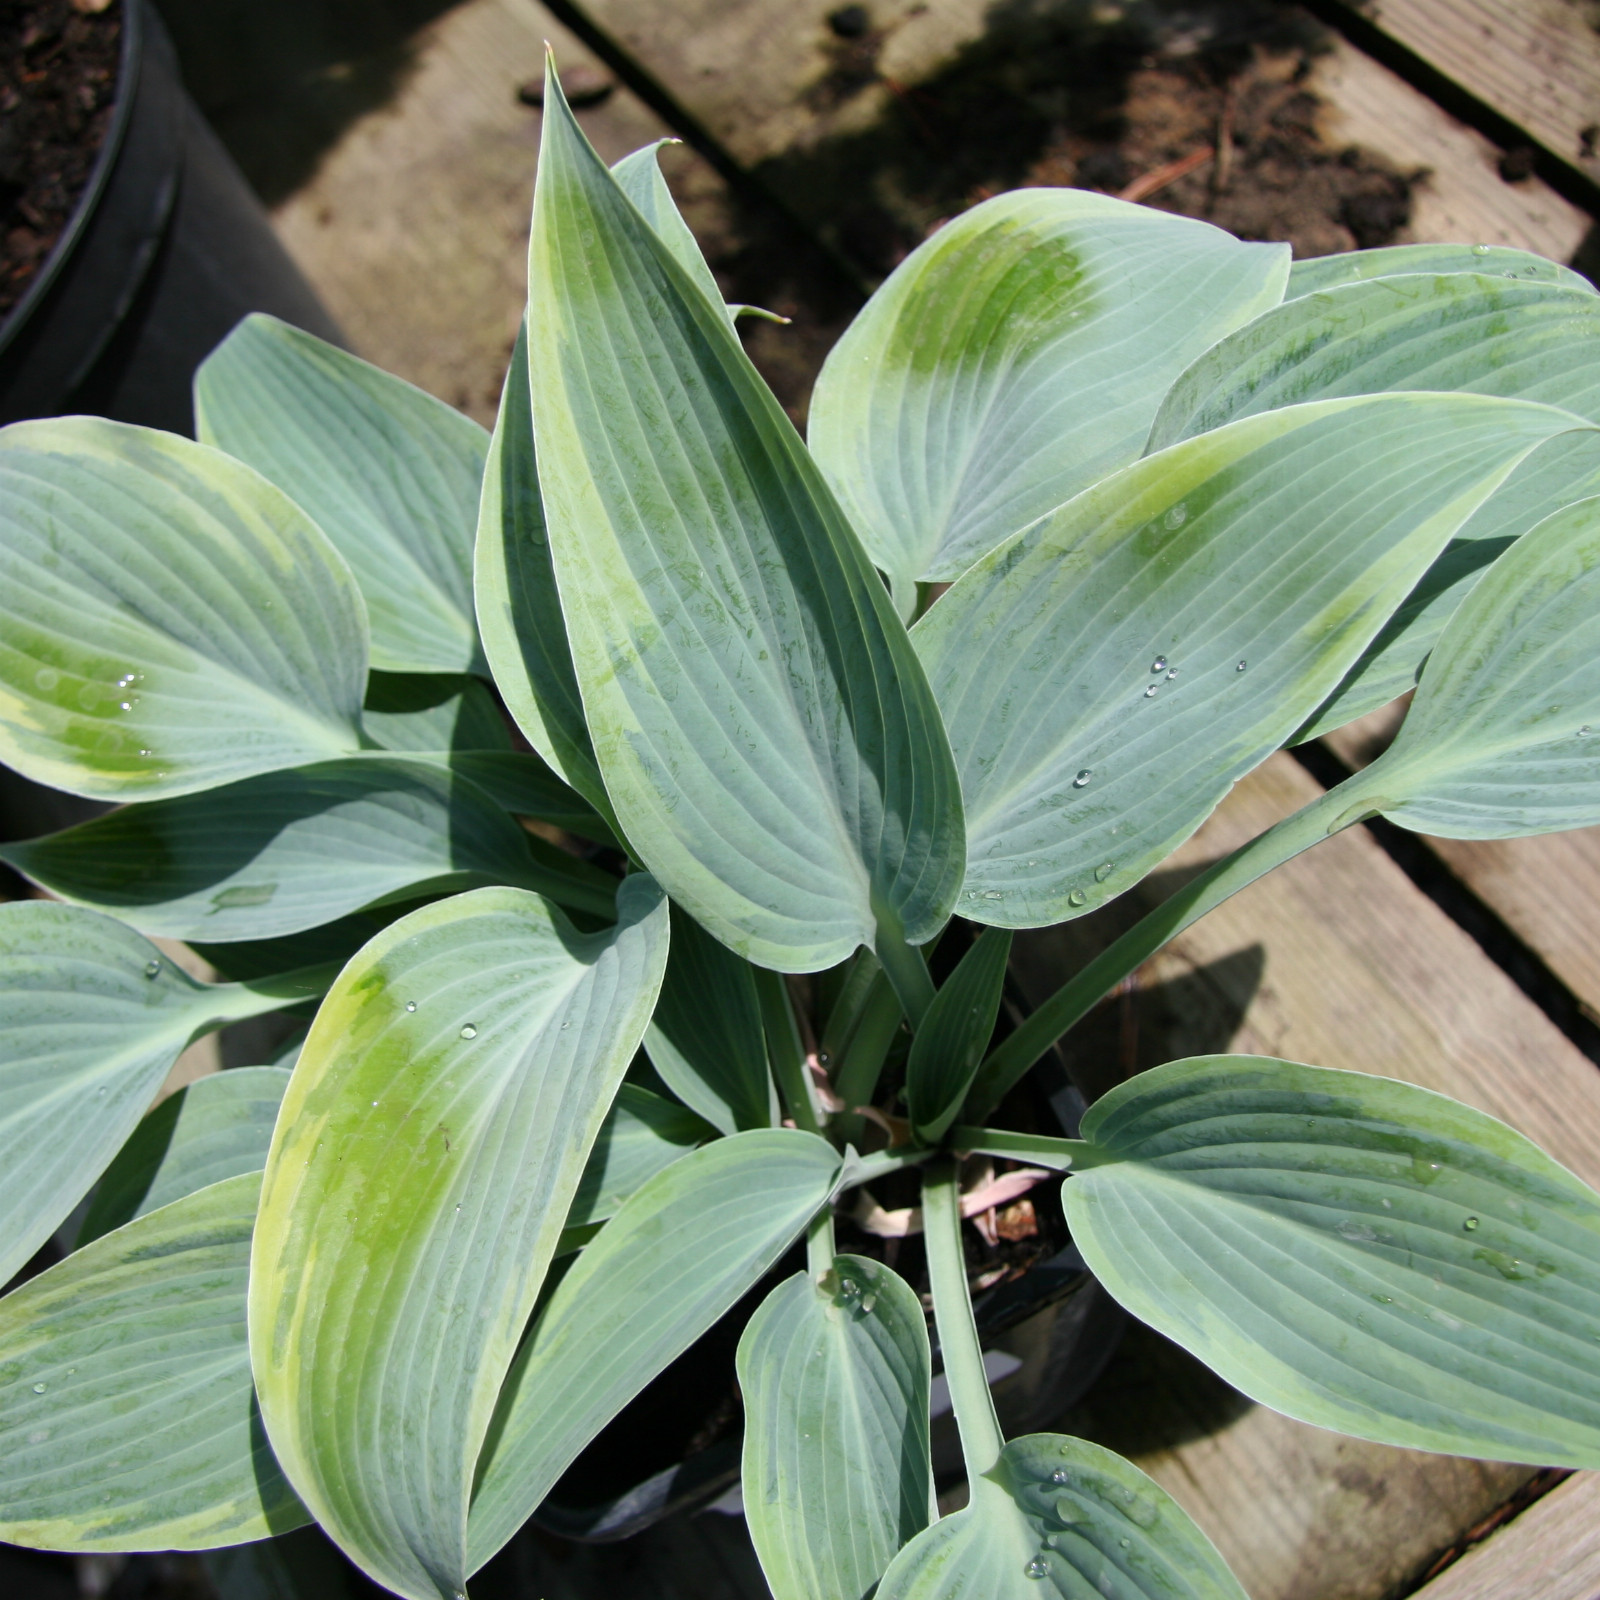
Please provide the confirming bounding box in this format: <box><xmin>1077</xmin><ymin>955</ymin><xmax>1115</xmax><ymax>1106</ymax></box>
<box><xmin>806</xmin><ymin>1205</ymin><xmax>836</xmax><ymax>1279</ymax></box>
<box><xmin>947</xmin><ymin>1125</ymin><xmax>1098</xmax><ymax>1171</ymax></box>
<box><xmin>755</xmin><ymin>967</ymin><xmax>823</xmax><ymax>1136</ymax></box>
<box><xmin>874</xmin><ymin>923</ymin><xmax>936</xmax><ymax>1029</ymax></box>
<box><xmin>923</xmin><ymin>1157</ymin><xmax>1004</xmax><ymax>1482</ymax></box>
<box><xmin>839</xmin><ymin>1143</ymin><xmax>935</xmax><ymax>1189</ymax></box>
<box><xmin>820</xmin><ymin>950</ymin><xmax>883</xmax><ymax>1067</ymax></box>
<box><xmin>832</xmin><ymin>971</ymin><xmax>902</xmax><ymax>1113</ymax></box>
<box><xmin>964</xmin><ymin>769</ymin><xmax>1382</xmax><ymax>1122</ymax></box>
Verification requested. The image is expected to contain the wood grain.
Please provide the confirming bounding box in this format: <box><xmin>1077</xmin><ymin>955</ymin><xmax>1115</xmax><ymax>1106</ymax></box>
<box><xmin>1412</xmin><ymin>1471</ymin><xmax>1600</xmax><ymax>1599</ymax></box>
<box><xmin>1012</xmin><ymin>753</ymin><xmax>1600</xmax><ymax>1600</ymax></box>
<box><xmin>1329</xmin><ymin>0</ymin><xmax>1600</xmax><ymax>189</ymax></box>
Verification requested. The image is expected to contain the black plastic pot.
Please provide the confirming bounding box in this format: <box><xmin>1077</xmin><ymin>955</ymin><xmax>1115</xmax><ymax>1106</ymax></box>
<box><xmin>0</xmin><ymin>0</ymin><xmax>340</xmax><ymax>436</ymax></box>
<box><xmin>533</xmin><ymin>1055</ymin><xmax>1126</xmax><ymax>1544</ymax></box>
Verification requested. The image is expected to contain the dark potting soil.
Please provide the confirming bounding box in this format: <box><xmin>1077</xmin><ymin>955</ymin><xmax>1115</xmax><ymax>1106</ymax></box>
<box><xmin>0</xmin><ymin>0</ymin><xmax>122</xmax><ymax>320</ymax></box>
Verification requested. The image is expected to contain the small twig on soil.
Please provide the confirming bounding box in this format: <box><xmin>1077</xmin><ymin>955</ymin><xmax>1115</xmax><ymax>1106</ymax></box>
<box><xmin>1211</xmin><ymin>81</ymin><xmax>1239</xmax><ymax>202</ymax></box>
<box><xmin>1119</xmin><ymin>146</ymin><xmax>1214</xmax><ymax>204</ymax></box>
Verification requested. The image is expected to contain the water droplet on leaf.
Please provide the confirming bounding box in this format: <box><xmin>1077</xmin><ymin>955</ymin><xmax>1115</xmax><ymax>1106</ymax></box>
<box><xmin>1464</xmin><ymin>1216</ymin><xmax>1479</xmax><ymax>1230</ymax></box>
<box><xmin>1151</xmin><ymin>657</ymin><xmax>1167</xmax><ymax>673</ymax></box>
<box><xmin>1236</xmin><ymin>659</ymin><xmax>1247</xmax><ymax>672</ymax></box>
<box><xmin>459</xmin><ymin>1024</ymin><xmax>478</xmax><ymax>1040</ymax></box>
<box><xmin>1094</xmin><ymin>862</ymin><xmax>1113</xmax><ymax>881</ymax></box>
<box><xmin>32</xmin><ymin>1383</ymin><xmax>45</xmax><ymax>1394</ymax></box>
<box><xmin>1143</xmin><ymin>684</ymin><xmax>1159</xmax><ymax>698</ymax></box>
<box><xmin>1068</xmin><ymin>889</ymin><xmax>1087</xmax><ymax>907</ymax></box>
<box><xmin>1472</xmin><ymin>242</ymin><xmax>1490</xmax><ymax>254</ymax></box>
<box><xmin>405</xmin><ymin>1001</ymin><xmax>417</xmax><ymax>1012</ymax></box>
<box><xmin>1052</xmin><ymin>1468</ymin><xmax>1070</xmax><ymax>1485</ymax></box>
<box><xmin>1073</xmin><ymin>769</ymin><xmax>1092</xmax><ymax>787</ymax></box>
<box><xmin>1024</xmin><ymin>1558</ymin><xmax>1050</xmax><ymax>1580</ymax></box>
<box><xmin>143</xmin><ymin>960</ymin><xmax>161</xmax><ymax>979</ymax></box>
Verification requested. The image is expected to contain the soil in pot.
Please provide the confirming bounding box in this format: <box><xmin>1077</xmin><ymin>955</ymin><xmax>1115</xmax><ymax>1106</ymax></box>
<box><xmin>0</xmin><ymin>0</ymin><xmax>122</xmax><ymax>319</ymax></box>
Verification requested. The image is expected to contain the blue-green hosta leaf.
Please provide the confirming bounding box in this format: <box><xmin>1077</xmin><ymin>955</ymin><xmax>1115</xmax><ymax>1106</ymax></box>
<box><xmin>0</xmin><ymin>902</ymin><xmax>308</xmax><ymax>1286</ymax></box>
<box><xmin>526</xmin><ymin>71</ymin><xmax>964</xmax><ymax>971</ymax></box>
<box><xmin>1146</xmin><ymin>275</ymin><xmax>1600</xmax><ymax>738</ymax></box>
<box><xmin>1</xmin><ymin>755</ymin><xmax>618</xmax><ymax>940</ymax></box>
<box><xmin>361</xmin><ymin>672</ymin><xmax>510</xmax><ymax>753</ymax></box>
<box><xmin>906</xmin><ymin>928</ymin><xmax>1011</xmax><ymax>1144</ymax></box>
<box><xmin>610</xmin><ymin>142</ymin><xmax>734</xmax><ymax>323</ymax></box>
<box><xmin>465</xmin><ymin>1128</ymin><xmax>840</xmax><ymax>1572</ymax></box>
<box><xmin>738</xmin><ymin>1257</ymin><xmax>931</xmax><ymax>1600</ymax></box>
<box><xmin>876</xmin><ymin>1434</ymin><xmax>1245</xmax><ymax>1600</ymax></box>
<box><xmin>643</xmin><ymin>902</ymin><xmax>773</xmax><ymax>1134</ymax></box>
<box><xmin>0</xmin><ymin>418</ymin><xmax>366</xmax><ymax>801</ymax></box>
<box><xmin>250</xmin><ymin>879</ymin><xmax>669</xmax><ymax>1600</ymax></box>
<box><xmin>913</xmin><ymin>394</ymin><xmax>1585</xmax><ymax>928</ymax></box>
<box><xmin>1148</xmin><ymin>275</ymin><xmax>1600</xmax><ymax>452</ymax></box>
<box><xmin>78</xmin><ymin>1067</ymin><xmax>291</xmax><ymax>1244</ymax></box>
<box><xmin>1065</xmin><ymin>1056</ymin><xmax>1600</xmax><ymax>1466</ymax></box>
<box><xmin>1353</xmin><ymin>496</ymin><xmax>1600</xmax><ymax>837</ymax></box>
<box><xmin>474</xmin><ymin>319</ymin><xmax>612</xmax><ymax>819</ymax></box>
<box><xmin>195</xmin><ymin>315</ymin><xmax>487</xmax><ymax>676</ymax></box>
<box><xmin>564</xmin><ymin>1083</ymin><xmax>712</xmax><ymax>1228</ymax></box>
<box><xmin>1302</xmin><ymin>429</ymin><xmax>1600</xmax><ymax>741</ymax></box>
<box><xmin>808</xmin><ymin>190</ymin><xmax>1287</xmax><ymax>601</ymax></box>
<box><xmin>439</xmin><ymin>751</ymin><xmax>617</xmax><ymax>843</ymax></box>
<box><xmin>0</xmin><ymin>1174</ymin><xmax>309</xmax><ymax>1551</ymax></box>
<box><xmin>1285</xmin><ymin>242</ymin><xmax>1594</xmax><ymax>300</ymax></box>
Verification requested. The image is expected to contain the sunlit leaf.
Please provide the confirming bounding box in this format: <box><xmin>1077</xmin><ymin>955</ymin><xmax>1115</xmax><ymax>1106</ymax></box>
<box><xmin>739</xmin><ymin>1256</ymin><xmax>931</xmax><ymax>1600</ymax></box>
<box><xmin>78</xmin><ymin>1067</ymin><xmax>291</xmax><ymax>1244</ymax></box>
<box><xmin>610</xmin><ymin>141</ymin><xmax>734</xmax><ymax>322</ymax></box>
<box><xmin>525</xmin><ymin>69</ymin><xmax>963</xmax><ymax>970</ymax></box>
<box><xmin>0</xmin><ymin>418</ymin><xmax>366</xmax><ymax>801</ymax></box>
<box><xmin>196</xmin><ymin>314</ymin><xmax>487</xmax><ymax>675</ymax></box>
<box><xmin>808</xmin><ymin>190</ymin><xmax>1287</xmax><ymax>602</ymax></box>
<box><xmin>1066</xmin><ymin>1056</ymin><xmax>1600</xmax><ymax>1466</ymax></box>
<box><xmin>913</xmin><ymin>394</ymin><xmax>1582</xmax><ymax>927</ymax></box>
<box><xmin>250</xmin><ymin>879</ymin><xmax>669</xmax><ymax>1600</ymax></box>
<box><xmin>466</xmin><ymin>1127</ymin><xmax>840</xmax><ymax>1572</ymax></box>
<box><xmin>643</xmin><ymin>902</ymin><xmax>773</xmax><ymax>1134</ymax></box>
<box><xmin>0</xmin><ymin>1174</ymin><xmax>309</xmax><ymax>1551</ymax></box>
<box><xmin>1354</xmin><ymin>495</ymin><xmax>1600</xmax><ymax>837</ymax></box>
<box><xmin>875</xmin><ymin>1433</ymin><xmax>1244</xmax><ymax>1600</ymax></box>
<box><xmin>1</xmin><ymin>755</ymin><xmax>618</xmax><ymax>939</ymax></box>
<box><xmin>0</xmin><ymin>902</ymin><xmax>305</xmax><ymax>1285</ymax></box>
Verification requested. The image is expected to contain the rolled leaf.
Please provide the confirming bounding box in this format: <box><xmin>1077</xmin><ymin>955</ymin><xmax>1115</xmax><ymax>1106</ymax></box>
<box><xmin>195</xmin><ymin>314</ymin><xmax>487</xmax><ymax>676</ymax></box>
<box><xmin>0</xmin><ymin>902</ymin><xmax>293</xmax><ymax>1285</ymax></box>
<box><xmin>361</xmin><ymin>672</ymin><xmax>511</xmax><ymax>753</ymax></box>
<box><xmin>526</xmin><ymin>69</ymin><xmax>964</xmax><ymax>971</ymax></box>
<box><xmin>906</xmin><ymin>928</ymin><xmax>1011</xmax><ymax>1143</ymax></box>
<box><xmin>808</xmin><ymin>190</ymin><xmax>1287</xmax><ymax>600</ymax></box>
<box><xmin>644</xmin><ymin>902</ymin><xmax>773</xmax><ymax>1134</ymax></box>
<box><xmin>0</xmin><ymin>1174</ymin><xmax>309</xmax><ymax>1552</ymax></box>
<box><xmin>474</xmin><ymin>319</ymin><xmax>610</xmax><ymax>815</ymax></box>
<box><xmin>738</xmin><ymin>1257</ymin><xmax>932</xmax><ymax>1600</ymax></box>
<box><xmin>78</xmin><ymin>1066</ymin><xmax>291</xmax><ymax>1244</ymax></box>
<box><xmin>1065</xmin><ymin>1055</ymin><xmax>1600</xmax><ymax>1466</ymax></box>
<box><xmin>875</xmin><ymin>1433</ymin><xmax>1245</xmax><ymax>1600</ymax></box>
<box><xmin>0</xmin><ymin>417</ymin><xmax>366</xmax><ymax>801</ymax></box>
<box><xmin>2</xmin><ymin>755</ymin><xmax>618</xmax><ymax>940</ymax></box>
<box><xmin>1355</xmin><ymin>495</ymin><xmax>1600</xmax><ymax>837</ymax></box>
<box><xmin>466</xmin><ymin>1128</ymin><xmax>841</xmax><ymax>1571</ymax></box>
<box><xmin>1285</xmin><ymin>242</ymin><xmax>1594</xmax><ymax>300</ymax></box>
<box><xmin>250</xmin><ymin>879</ymin><xmax>669</xmax><ymax>1600</ymax></box>
<box><xmin>564</xmin><ymin>1083</ymin><xmax>712</xmax><ymax>1229</ymax></box>
<box><xmin>610</xmin><ymin>142</ymin><xmax>734</xmax><ymax>323</ymax></box>
<box><xmin>913</xmin><ymin>393</ymin><xmax>1582</xmax><ymax>927</ymax></box>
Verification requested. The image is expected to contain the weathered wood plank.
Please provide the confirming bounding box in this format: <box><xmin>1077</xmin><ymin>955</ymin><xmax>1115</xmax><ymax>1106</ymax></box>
<box><xmin>1305</xmin><ymin>29</ymin><xmax>1592</xmax><ymax>259</ymax></box>
<box><xmin>1321</xmin><ymin>708</ymin><xmax>1600</xmax><ymax>1036</ymax></box>
<box><xmin>1325</xmin><ymin>0</ymin><xmax>1600</xmax><ymax>191</ymax></box>
<box><xmin>1013</xmin><ymin>752</ymin><xmax>1600</xmax><ymax>1600</ymax></box>
<box><xmin>1412</xmin><ymin>1471</ymin><xmax>1600</xmax><ymax>1599</ymax></box>
<box><xmin>572</xmin><ymin>0</ymin><xmax>1592</xmax><ymax>264</ymax></box>
<box><xmin>269</xmin><ymin>0</ymin><xmax>690</xmax><ymax>424</ymax></box>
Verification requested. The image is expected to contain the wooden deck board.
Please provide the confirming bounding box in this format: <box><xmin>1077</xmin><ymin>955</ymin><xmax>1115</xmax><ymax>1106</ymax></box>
<box><xmin>1325</xmin><ymin>0</ymin><xmax>1600</xmax><ymax>190</ymax></box>
<box><xmin>1412</xmin><ymin>1471</ymin><xmax>1600</xmax><ymax>1599</ymax></box>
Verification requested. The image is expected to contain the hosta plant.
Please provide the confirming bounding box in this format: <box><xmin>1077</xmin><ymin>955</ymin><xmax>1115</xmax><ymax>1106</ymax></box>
<box><xmin>4</xmin><ymin>62</ymin><xmax>1600</xmax><ymax>1600</ymax></box>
